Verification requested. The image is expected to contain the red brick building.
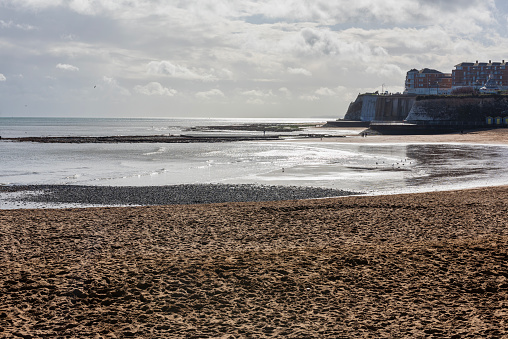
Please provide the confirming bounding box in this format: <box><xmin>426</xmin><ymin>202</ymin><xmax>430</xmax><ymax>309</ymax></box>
<box><xmin>452</xmin><ymin>60</ymin><xmax>508</xmax><ymax>91</ymax></box>
<box><xmin>404</xmin><ymin>68</ymin><xmax>452</xmax><ymax>95</ymax></box>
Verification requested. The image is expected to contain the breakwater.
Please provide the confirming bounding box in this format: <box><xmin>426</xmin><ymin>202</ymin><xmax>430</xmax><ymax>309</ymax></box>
<box><xmin>2</xmin><ymin>135</ymin><xmax>282</xmax><ymax>143</ymax></box>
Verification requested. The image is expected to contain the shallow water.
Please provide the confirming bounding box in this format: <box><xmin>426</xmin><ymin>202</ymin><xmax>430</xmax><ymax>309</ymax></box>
<box><xmin>2</xmin><ymin>117</ymin><xmax>508</xmax><ymax>208</ymax></box>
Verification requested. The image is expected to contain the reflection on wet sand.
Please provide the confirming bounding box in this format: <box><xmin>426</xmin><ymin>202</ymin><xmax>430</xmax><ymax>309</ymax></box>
<box><xmin>404</xmin><ymin>144</ymin><xmax>506</xmax><ymax>187</ymax></box>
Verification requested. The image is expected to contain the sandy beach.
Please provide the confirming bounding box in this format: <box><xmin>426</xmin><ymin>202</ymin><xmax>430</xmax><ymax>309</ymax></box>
<box><xmin>319</xmin><ymin>127</ymin><xmax>508</xmax><ymax>145</ymax></box>
<box><xmin>1</xmin><ymin>129</ymin><xmax>508</xmax><ymax>338</ymax></box>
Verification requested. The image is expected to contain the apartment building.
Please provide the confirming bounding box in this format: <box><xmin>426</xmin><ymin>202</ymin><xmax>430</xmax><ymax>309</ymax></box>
<box><xmin>405</xmin><ymin>60</ymin><xmax>508</xmax><ymax>95</ymax></box>
<box><xmin>404</xmin><ymin>68</ymin><xmax>452</xmax><ymax>95</ymax></box>
<box><xmin>453</xmin><ymin>60</ymin><xmax>508</xmax><ymax>91</ymax></box>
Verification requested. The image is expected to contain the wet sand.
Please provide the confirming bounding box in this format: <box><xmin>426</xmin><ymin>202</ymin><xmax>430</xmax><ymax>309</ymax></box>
<box><xmin>319</xmin><ymin>127</ymin><xmax>508</xmax><ymax>145</ymax></box>
<box><xmin>1</xmin><ymin>185</ymin><xmax>508</xmax><ymax>337</ymax></box>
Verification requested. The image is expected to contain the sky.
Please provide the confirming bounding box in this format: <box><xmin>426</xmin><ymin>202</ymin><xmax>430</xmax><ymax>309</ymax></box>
<box><xmin>1</xmin><ymin>0</ymin><xmax>508</xmax><ymax>119</ymax></box>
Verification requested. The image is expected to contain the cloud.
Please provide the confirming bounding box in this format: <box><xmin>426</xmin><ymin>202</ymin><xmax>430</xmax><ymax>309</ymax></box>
<box><xmin>134</xmin><ymin>82</ymin><xmax>177</xmax><ymax>96</ymax></box>
<box><xmin>246</xmin><ymin>98</ymin><xmax>265</xmax><ymax>105</ymax></box>
<box><xmin>101</xmin><ymin>76</ymin><xmax>131</xmax><ymax>96</ymax></box>
<box><xmin>297</xmin><ymin>27</ymin><xmax>374</xmax><ymax>58</ymax></box>
<box><xmin>299</xmin><ymin>94</ymin><xmax>320</xmax><ymax>101</ymax></box>
<box><xmin>366</xmin><ymin>63</ymin><xmax>405</xmax><ymax>78</ymax></box>
<box><xmin>56</xmin><ymin>63</ymin><xmax>79</xmax><ymax>71</ymax></box>
<box><xmin>279</xmin><ymin>87</ymin><xmax>292</xmax><ymax>98</ymax></box>
<box><xmin>3</xmin><ymin>0</ymin><xmax>496</xmax><ymax>31</ymax></box>
<box><xmin>195</xmin><ymin>89</ymin><xmax>225</xmax><ymax>100</ymax></box>
<box><xmin>0</xmin><ymin>74</ymin><xmax>6</xmax><ymax>81</ymax></box>
<box><xmin>147</xmin><ymin>60</ymin><xmax>216</xmax><ymax>81</ymax></box>
<box><xmin>255</xmin><ymin>0</ymin><xmax>494</xmax><ymax>28</ymax></box>
<box><xmin>287</xmin><ymin>67</ymin><xmax>312</xmax><ymax>76</ymax></box>
<box><xmin>1</xmin><ymin>0</ymin><xmax>507</xmax><ymax>118</ymax></box>
<box><xmin>0</xmin><ymin>19</ymin><xmax>36</xmax><ymax>30</ymax></box>
<box><xmin>241</xmin><ymin>89</ymin><xmax>273</xmax><ymax>97</ymax></box>
<box><xmin>315</xmin><ymin>87</ymin><xmax>336</xmax><ymax>96</ymax></box>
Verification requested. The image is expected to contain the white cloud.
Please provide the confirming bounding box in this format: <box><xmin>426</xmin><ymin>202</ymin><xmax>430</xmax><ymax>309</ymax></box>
<box><xmin>366</xmin><ymin>63</ymin><xmax>405</xmax><ymax>78</ymax></box>
<box><xmin>241</xmin><ymin>89</ymin><xmax>273</xmax><ymax>97</ymax></box>
<box><xmin>56</xmin><ymin>63</ymin><xmax>79</xmax><ymax>71</ymax></box>
<box><xmin>101</xmin><ymin>76</ymin><xmax>131</xmax><ymax>96</ymax></box>
<box><xmin>246</xmin><ymin>98</ymin><xmax>265</xmax><ymax>105</ymax></box>
<box><xmin>279</xmin><ymin>87</ymin><xmax>292</xmax><ymax>98</ymax></box>
<box><xmin>299</xmin><ymin>94</ymin><xmax>320</xmax><ymax>101</ymax></box>
<box><xmin>134</xmin><ymin>82</ymin><xmax>177</xmax><ymax>96</ymax></box>
<box><xmin>287</xmin><ymin>67</ymin><xmax>312</xmax><ymax>76</ymax></box>
<box><xmin>0</xmin><ymin>19</ymin><xmax>37</xmax><ymax>30</ymax></box>
<box><xmin>195</xmin><ymin>89</ymin><xmax>225</xmax><ymax>100</ymax></box>
<box><xmin>0</xmin><ymin>74</ymin><xmax>6</xmax><ymax>81</ymax></box>
<box><xmin>315</xmin><ymin>87</ymin><xmax>336</xmax><ymax>96</ymax></box>
<box><xmin>147</xmin><ymin>60</ymin><xmax>216</xmax><ymax>81</ymax></box>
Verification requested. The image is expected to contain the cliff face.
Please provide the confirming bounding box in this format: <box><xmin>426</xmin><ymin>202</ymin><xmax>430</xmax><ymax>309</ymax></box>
<box><xmin>406</xmin><ymin>96</ymin><xmax>508</xmax><ymax>122</ymax></box>
<box><xmin>344</xmin><ymin>93</ymin><xmax>416</xmax><ymax>122</ymax></box>
<box><xmin>344</xmin><ymin>96</ymin><xmax>363</xmax><ymax>121</ymax></box>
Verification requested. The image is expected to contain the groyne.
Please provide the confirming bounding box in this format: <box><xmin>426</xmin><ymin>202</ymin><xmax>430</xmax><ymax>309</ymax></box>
<box><xmin>2</xmin><ymin>135</ymin><xmax>282</xmax><ymax>143</ymax></box>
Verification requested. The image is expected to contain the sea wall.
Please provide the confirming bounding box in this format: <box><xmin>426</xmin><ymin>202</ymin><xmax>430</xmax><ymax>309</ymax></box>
<box><xmin>343</xmin><ymin>93</ymin><xmax>416</xmax><ymax>122</ymax></box>
<box><xmin>343</xmin><ymin>93</ymin><xmax>380</xmax><ymax>121</ymax></box>
<box><xmin>406</xmin><ymin>96</ymin><xmax>508</xmax><ymax>123</ymax></box>
<box><xmin>374</xmin><ymin>95</ymin><xmax>416</xmax><ymax>121</ymax></box>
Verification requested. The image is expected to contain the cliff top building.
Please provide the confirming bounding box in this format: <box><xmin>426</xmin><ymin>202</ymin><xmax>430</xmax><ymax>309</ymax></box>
<box><xmin>405</xmin><ymin>60</ymin><xmax>508</xmax><ymax>95</ymax></box>
<box><xmin>404</xmin><ymin>68</ymin><xmax>452</xmax><ymax>95</ymax></box>
<box><xmin>453</xmin><ymin>60</ymin><xmax>508</xmax><ymax>92</ymax></box>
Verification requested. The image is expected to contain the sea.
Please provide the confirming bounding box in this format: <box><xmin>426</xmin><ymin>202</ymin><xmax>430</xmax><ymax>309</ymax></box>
<box><xmin>2</xmin><ymin>117</ymin><xmax>508</xmax><ymax>208</ymax></box>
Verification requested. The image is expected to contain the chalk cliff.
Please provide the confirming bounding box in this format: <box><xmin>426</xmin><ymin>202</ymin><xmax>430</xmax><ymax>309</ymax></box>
<box><xmin>406</xmin><ymin>95</ymin><xmax>508</xmax><ymax>123</ymax></box>
<box><xmin>343</xmin><ymin>95</ymin><xmax>363</xmax><ymax>121</ymax></box>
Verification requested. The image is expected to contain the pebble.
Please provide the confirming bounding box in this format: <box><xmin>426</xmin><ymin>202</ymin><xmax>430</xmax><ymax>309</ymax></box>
<box><xmin>0</xmin><ymin>184</ymin><xmax>359</xmax><ymax>208</ymax></box>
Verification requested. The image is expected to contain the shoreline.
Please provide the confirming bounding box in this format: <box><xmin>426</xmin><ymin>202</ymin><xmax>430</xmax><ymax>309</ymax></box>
<box><xmin>1</xmin><ymin>185</ymin><xmax>507</xmax><ymax>337</ymax></box>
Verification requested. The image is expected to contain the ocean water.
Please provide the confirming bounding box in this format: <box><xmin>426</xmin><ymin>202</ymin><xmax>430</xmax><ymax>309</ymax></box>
<box><xmin>1</xmin><ymin>117</ymin><xmax>508</xmax><ymax>201</ymax></box>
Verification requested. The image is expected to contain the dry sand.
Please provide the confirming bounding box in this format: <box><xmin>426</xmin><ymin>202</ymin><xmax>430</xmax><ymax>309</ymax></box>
<box><xmin>1</xmin><ymin>128</ymin><xmax>508</xmax><ymax>338</ymax></box>
<box><xmin>1</xmin><ymin>186</ymin><xmax>508</xmax><ymax>338</ymax></box>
